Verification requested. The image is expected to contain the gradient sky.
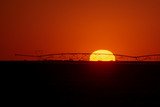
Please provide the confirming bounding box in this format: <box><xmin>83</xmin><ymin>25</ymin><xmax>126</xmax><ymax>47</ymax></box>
<box><xmin>0</xmin><ymin>0</ymin><xmax>160</xmax><ymax>60</ymax></box>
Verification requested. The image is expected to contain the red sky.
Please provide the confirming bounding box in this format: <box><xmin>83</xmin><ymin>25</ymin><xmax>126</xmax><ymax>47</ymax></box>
<box><xmin>0</xmin><ymin>0</ymin><xmax>160</xmax><ymax>60</ymax></box>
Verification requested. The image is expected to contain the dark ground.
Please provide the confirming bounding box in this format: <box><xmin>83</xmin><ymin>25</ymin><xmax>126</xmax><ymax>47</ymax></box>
<box><xmin>1</xmin><ymin>61</ymin><xmax>160</xmax><ymax>106</ymax></box>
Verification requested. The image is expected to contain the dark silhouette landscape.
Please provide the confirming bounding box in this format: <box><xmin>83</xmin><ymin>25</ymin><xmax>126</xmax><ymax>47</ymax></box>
<box><xmin>2</xmin><ymin>61</ymin><xmax>160</xmax><ymax>106</ymax></box>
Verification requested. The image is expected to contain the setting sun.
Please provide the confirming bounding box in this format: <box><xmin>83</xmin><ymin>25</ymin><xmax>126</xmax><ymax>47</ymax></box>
<box><xmin>89</xmin><ymin>50</ymin><xmax>116</xmax><ymax>61</ymax></box>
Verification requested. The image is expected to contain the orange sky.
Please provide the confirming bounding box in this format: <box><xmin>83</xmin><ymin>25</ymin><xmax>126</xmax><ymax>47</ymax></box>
<box><xmin>0</xmin><ymin>0</ymin><xmax>160</xmax><ymax>60</ymax></box>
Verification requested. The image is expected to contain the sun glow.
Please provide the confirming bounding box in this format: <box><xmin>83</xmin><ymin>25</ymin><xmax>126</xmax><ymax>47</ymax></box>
<box><xmin>89</xmin><ymin>50</ymin><xmax>116</xmax><ymax>61</ymax></box>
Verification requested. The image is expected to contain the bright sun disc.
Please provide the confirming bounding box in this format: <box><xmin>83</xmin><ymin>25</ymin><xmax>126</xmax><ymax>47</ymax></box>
<box><xmin>89</xmin><ymin>50</ymin><xmax>116</xmax><ymax>61</ymax></box>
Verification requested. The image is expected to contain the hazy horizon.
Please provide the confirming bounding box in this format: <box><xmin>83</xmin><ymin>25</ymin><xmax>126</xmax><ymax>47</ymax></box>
<box><xmin>1</xmin><ymin>0</ymin><xmax>160</xmax><ymax>60</ymax></box>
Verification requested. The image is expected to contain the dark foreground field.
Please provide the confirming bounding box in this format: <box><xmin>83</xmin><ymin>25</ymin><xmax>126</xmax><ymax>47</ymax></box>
<box><xmin>1</xmin><ymin>61</ymin><xmax>160</xmax><ymax>106</ymax></box>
